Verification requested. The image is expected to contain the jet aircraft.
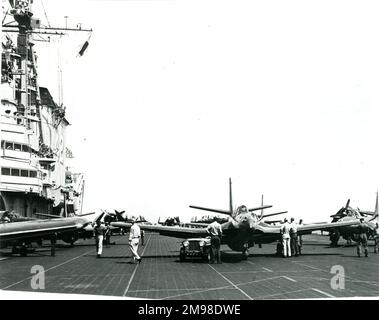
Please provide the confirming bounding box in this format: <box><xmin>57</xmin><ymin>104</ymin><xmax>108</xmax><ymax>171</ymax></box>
<box><xmin>111</xmin><ymin>178</ymin><xmax>359</xmax><ymax>259</ymax></box>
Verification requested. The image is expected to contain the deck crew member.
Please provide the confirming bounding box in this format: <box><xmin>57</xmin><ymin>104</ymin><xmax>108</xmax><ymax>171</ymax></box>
<box><xmin>298</xmin><ymin>219</ymin><xmax>303</xmax><ymax>254</ymax></box>
<box><xmin>289</xmin><ymin>217</ymin><xmax>299</xmax><ymax>257</ymax></box>
<box><xmin>373</xmin><ymin>223</ymin><xmax>379</xmax><ymax>254</ymax></box>
<box><xmin>129</xmin><ymin>219</ymin><xmax>142</xmax><ymax>263</ymax></box>
<box><xmin>141</xmin><ymin>229</ymin><xmax>145</xmax><ymax>246</ymax></box>
<box><xmin>207</xmin><ymin>218</ymin><xmax>223</xmax><ymax>264</ymax></box>
<box><xmin>93</xmin><ymin>220</ymin><xmax>106</xmax><ymax>258</ymax></box>
<box><xmin>280</xmin><ymin>218</ymin><xmax>291</xmax><ymax>257</ymax></box>
<box><xmin>357</xmin><ymin>218</ymin><xmax>369</xmax><ymax>257</ymax></box>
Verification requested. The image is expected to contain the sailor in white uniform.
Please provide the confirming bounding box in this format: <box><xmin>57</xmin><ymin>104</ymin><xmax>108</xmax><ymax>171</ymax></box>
<box><xmin>129</xmin><ymin>219</ymin><xmax>142</xmax><ymax>263</ymax></box>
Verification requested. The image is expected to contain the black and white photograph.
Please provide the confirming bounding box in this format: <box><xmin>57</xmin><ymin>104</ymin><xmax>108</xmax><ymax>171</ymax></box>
<box><xmin>1</xmin><ymin>0</ymin><xmax>379</xmax><ymax>305</ymax></box>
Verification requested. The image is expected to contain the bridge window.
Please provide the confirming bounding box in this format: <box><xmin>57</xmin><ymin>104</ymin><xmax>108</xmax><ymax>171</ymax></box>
<box><xmin>1</xmin><ymin>168</ymin><xmax>10</xmax><ymax>175</ymax></box>
<box><xmin>11</xmin><ymin>168</ymin><xmax>20</xmax><ymax>176</ymax></box>
<box><xmin>1</xmin><ymin>140</ymin><xmax>31</xmax><ymax>153</ymax></box>
<box><xmin>21</xmin><ymin>169</ymin><xmax>29</xmax><ymax>177</ymax></box>
<box><xmin>29</xmin><ymin>171</ymin><xmax>37</xmax><ymax>178</ymax></box>
<box><xmin>1</xmin><ymin>167</ymin><xmax>39</xmax><ymax>178</ymax></box>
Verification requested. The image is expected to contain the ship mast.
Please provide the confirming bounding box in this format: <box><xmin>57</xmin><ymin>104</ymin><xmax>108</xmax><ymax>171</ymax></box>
<box><xmin>2</xmin><ymin>0</ymin><xmax>92</xmax><ymax>130</ymax></box>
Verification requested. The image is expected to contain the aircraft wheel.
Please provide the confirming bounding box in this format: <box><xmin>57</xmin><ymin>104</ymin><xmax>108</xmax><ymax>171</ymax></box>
<box><xmin>242</xmin><ymin>249</ymin><xmax>249</xmax><ymax>260</ymax></box>
<box><xmin>20</xmin><ymin>246</ymin><xmax>27</xmax><ymax>257</ymax></box>
<box><xmin>203</xmin><ymin>248</ymin><xmax>211</xmax><ymax>263</ymax></box>
<box><xmin>330</xmin><ymin>231</ymin><xmax>340</xmax><ymax>247</ymax></box>
<box><xmin>179</xmin><ymin>248</ymin><xmax>186</xmax><ymax>262</ymax></box>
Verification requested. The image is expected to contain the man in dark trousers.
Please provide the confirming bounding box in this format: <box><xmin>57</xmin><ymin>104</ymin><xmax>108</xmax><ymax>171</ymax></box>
<box><xmin>140</xmin><ymin>229</ymin><xmax>145</xmax><ymax>246</ymax></box>
<box><xmin>374</xmin><ymin>223</ymin><xmax>379</xmax><ymax>254</ymax></box>
<box><xmin>298</xmin><ymin>219</ymin><xmax>303</xmax><ymax>255</ymax></box>
<box><xmin>207</xmin><ymin>218</ymin><xmax>223</xmax><ymax>264</ymax></box>
<box><xmin>357</xmin><ymin>218</ymin><xmax>369</xmax><ymax>257</ymax></box>
<box><xmin>289</xmin><ymin>217</ymin><xmax>299</xmax><ymax>257</ymax></box>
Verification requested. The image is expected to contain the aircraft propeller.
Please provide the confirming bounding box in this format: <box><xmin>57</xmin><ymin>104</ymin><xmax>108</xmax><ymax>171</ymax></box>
<box><xmin>330</xmin><ymin>199</ymin><xmax>350</xmax><ymax>220</ymax></box>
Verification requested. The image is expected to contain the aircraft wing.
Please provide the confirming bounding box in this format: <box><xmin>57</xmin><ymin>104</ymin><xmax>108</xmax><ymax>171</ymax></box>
<box><xmin>263</xmin><ymin>220</ymin><xmax>282</xmax><ymax>224</ymax></box>
<box><xmin>184</xmin><ymin>222</ymin><xmax>210</xmax><ymax>228</ymax></box>
<box><xmin>246</xmin><ymin>219</ymin><xmax>362</xmax><ymax>243</ymax></box>
<box><xmin>296</xmin><ymin>219</ymin><xmax>360</xmax><ymax>235</ymax></box>
<box><xmin>189</xmin><ymin>206</ymin><xmax>231</xmax><ymax>215</ymax></box>
<box><xmin>111</xmin><ymin>222</ymin><xmax>210</xmax><ymax>239</ymax></box>
<box><xmin>0</xmin><ymin>217</ymin><xmax>91</xmax><ymax>242</ymax></box>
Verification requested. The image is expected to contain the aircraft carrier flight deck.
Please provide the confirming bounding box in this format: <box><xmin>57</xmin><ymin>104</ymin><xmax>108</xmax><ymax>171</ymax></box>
<box><xmin>1</xmin><ymin>233</ymin><xmax>378</xmax><ymax>300</ymax></box>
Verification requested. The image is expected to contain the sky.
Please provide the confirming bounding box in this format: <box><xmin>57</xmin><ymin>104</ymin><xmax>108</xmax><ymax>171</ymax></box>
<box><xmin>18</xmin><ymin>0</ymin><xmax>379</xmax><ymax>223</ymax></box>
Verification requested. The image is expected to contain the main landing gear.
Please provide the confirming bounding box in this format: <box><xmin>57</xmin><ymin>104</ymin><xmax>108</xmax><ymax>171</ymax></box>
<box><xmin>242</xmin><ymin>247</ymin><xmax>249</xmax><ymax>260</ymax></box>
<box><xmin>330</xmin><ymin>231</ymin><xmax>340</xmax><ymax>247</ymax></box>
<box><xmin>50</xmin><ymin>233</ymin><xmax>57</xmax><ymax>257</ymax></box>
<box><xmin>11</xmin><ymin>244</ymin><xmax>35</xmax><ymax>257</ymax></box>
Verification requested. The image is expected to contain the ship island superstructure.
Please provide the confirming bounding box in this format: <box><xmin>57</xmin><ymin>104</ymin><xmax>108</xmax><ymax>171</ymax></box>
<box><xmin>1</xmin><ymin>0</ymin><xmax>87</xmax><ymax>218</ymax></box>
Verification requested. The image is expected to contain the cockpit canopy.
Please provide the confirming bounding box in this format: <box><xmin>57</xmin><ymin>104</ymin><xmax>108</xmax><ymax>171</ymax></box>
<box><xmin>234</xmin><ymin>205</ymin><xmax>259</xmax><ymax>223</ymax></box>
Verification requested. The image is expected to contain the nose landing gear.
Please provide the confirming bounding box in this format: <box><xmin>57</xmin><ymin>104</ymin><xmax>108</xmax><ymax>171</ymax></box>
<box><xmin>242</xmin><ymin>243</ymin><xmax>250</xmax><ymax>260</ymax></box>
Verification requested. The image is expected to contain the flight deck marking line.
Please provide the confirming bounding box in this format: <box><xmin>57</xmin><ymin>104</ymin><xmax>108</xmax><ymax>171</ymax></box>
<box><xmin>129</xmin><ymin>287</ymin><xmax>230</xmax><ymax>293</ymax></box>
<box><xmin>208</xmin><ymin>264</ymin><xmax>254</xmax><ymax>300</ymax></box>
<box><xmin>281</xmin><ymin>276</ymin><xmax>297</xmax><ymax>283</ymax></box>
<box><xmin>221</xmin><ymin>270</ymin><xmax>269</xmax><ymax>274</ymax></box>
<box><xmin>247</xmin><ymin>261</ymin><xmax>273</xmax><ymax>272</ymax></box>
<box><xmin>311</xmin><ymin>288</ymin><xmax>335</xmax><ymax>298</ymax></box>
<box><xmin>161</xmin><ymin>276</ymin><xmax>283</xmax><ymax>300</ymax></box>
<box><xmin>292</xmin><ymin>261</ymin><xmax>355</xmax><ymax>281</ymax></box>
<box><xmin>161</xmin><ymin>285</ymin><xmax>234</xmax><ymax>300</ymax></box>
<box><xmin>122</xmin><ymin>235</ymin><xmax>151</xmax><ymax>297</ymax></box>
<box><xmin>254</xmin><ymin>288</ymin><xmax>312</xmax><ymax>299</ymax></box>
<box><xmin>292</xmin><ymin>261</ymin><xmax>379</xmax><ymax>290</ymax></box>
<box><xmin>291</xmin><ymin>261</ymin><xmax>321</xmax><ymax>271</ymax></box>
<box><xmin>1</xmin><ymin>247</ymin><xmax>96</xmax><ymax>290</ymax></box>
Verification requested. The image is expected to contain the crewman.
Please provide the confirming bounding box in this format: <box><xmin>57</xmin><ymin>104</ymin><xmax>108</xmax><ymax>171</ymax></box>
<box><xmin>207</xmin><ymin>218</ymin><xmax>223</xmax><ymax>264</ymax></box>
<box><xmin>104</xmin><ymin>222</ymin><xmax>112</xmax><ymax>245</ymax></box>
<box><xmin>280</xmin><ymin>218</ymin><xmax>291</xmax><ymax>257</ymax></box>
<box><xmin>140</xmin><ymin>229</ymin><xmax>145</xmax><ymax>246</ymax></box>
<box><xmin>1</xmin><ymin>211</ymin><xmax>11</xmax><ymax>223</ymax></box>
<box><xmin>373</xmin><ymin>223</ymin><xmax>379</xmax><ymax>254</ymax></box>
<box><xmin>357</xmin><ymin>218</ymin><xmax>369</xmax><ymax>257</ymax></box>
<box><xmin>298</xmin><ymin>219</ymin><xmax>303</xmax><ymax>254</ymax></box>
<box><xmin>289</xmin><ymin>217</ymin><xmax>299</xmax><ymax>257</ymax></box>
<box><xmin>93</xmin><ymin>220</ymin><xmax>106</xmax><ymax>258</ymax></box>
<box><xmin>129</xmin><ymin>219</ymin><xmax>142</xmax><ymax>263</ymax></box>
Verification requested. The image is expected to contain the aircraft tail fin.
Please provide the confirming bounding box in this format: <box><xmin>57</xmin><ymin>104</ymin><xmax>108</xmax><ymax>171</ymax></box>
<box><xmin>261</xmin><ymin>211</ymin><xmax>288</xmax><ymax>219</ymax></box>
<box><xmin>189</xmin><ymin>178</ymin><xmax>235</xmax><ymax>217</ymax></box>
<box><xmin>372</xmin><ymin>191</ymin><xmax>379</xmax><ymax>222</ymax></box>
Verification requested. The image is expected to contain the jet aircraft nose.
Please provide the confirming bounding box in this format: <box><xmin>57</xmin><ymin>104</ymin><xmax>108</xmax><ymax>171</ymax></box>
<box><xmin>237</xmin><ymin>215</ymin><xmax>256</xmax><ymax>230</ymax></box>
